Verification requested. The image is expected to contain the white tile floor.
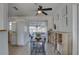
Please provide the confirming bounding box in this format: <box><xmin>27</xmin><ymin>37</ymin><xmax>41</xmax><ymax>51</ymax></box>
<box><xmin>9</xmin><ymin>42</ymin><xmax>58</xmax><ymax>55</ymax></box>
<box><xmin>9</xmin><ymin>41</ymin><xmax>30</xmax><ymax>55</ymax></box>
<box><xmin>45</xmin><ymin>43</ymin><xmax>57</xmax><ymax>55</ymax></box>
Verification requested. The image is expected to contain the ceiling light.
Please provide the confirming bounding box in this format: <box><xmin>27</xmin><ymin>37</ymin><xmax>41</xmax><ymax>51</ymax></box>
<box><xmin>37</xmin><ymin>10</ymin><xmax>42</xmax><ymax>14</ymax></box>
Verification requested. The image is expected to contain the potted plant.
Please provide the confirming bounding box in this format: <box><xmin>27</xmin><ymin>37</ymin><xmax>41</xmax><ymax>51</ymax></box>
<box><xmin>35</xmin><ymin>32</ymin><xmax>41</xmax><ymax>41</ymax></box>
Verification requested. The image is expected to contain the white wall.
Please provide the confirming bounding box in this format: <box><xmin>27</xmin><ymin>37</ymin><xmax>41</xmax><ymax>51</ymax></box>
<box><xmin>16</xmin><ymin>21</ymin><xmax>25</xmax><ymax>46</ymax></box>
<box><xmin>0</xmin><ymin>3</ymin><xmax>8</xmax><ymax>55</ymax></box>
<box><xmin>71</xmin><ymin>4</ymin><xmax>79</xmax><ymax>55</ymax></box>
<box><xmin>0</xmin><ymin>3</ymin><xmax>8</xmax><ymax>30</ymax></box>
<box><xmin>0</xmin><ymin>31</ymin><xmax>8</xmax><ymax>54</ymax></box>
<box><xmin>77</xmin><ymin>4</ymin><xmax>79</xmax><ymax>55</ymax></box>
<box><xmin>72</xmin><ymin>4</ymin><xmax>78</xmax><ymax>55</ymax></box>
<box><xmin>53</xmin><ymin>4</ymin><xmax>72</xmax><ymax>33</ymax></box>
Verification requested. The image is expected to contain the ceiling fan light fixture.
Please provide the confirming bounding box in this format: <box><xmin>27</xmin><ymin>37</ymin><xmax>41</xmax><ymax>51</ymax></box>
<box><xmin>37</xmin><ymin>10</ymin><xmax>42</xmax><ymax>14</ymax></box>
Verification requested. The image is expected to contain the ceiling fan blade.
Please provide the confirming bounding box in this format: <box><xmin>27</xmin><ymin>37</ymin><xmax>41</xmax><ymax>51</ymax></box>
<box><xmin>42</xmin><ymin>11</ymin><xmax>48</xmax><ymax>15</ymax></box>
<box><xmin>42</xmin><ymin>8</ymin><xmax>52</xmax><ymax>11</ymax></box>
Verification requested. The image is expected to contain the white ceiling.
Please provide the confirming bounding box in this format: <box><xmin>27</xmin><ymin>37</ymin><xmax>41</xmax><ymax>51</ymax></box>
<box><xmin>8</xmin><ymin>3</ymin><xmax>59</xmax><ymax>16</ymax></box>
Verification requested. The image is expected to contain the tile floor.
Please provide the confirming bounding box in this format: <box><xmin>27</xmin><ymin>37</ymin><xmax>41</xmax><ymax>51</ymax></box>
<box><xmin>9</xmin><ymin>42</ymin><xmax>58</xmax><ymax>55</ymax></box>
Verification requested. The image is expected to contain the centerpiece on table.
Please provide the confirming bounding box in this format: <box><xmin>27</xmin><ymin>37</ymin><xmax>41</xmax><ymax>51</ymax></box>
<box><xmin>35</xmin><ymin>32</ymin><xmax>41</xmax><ymax>41</ymax></box>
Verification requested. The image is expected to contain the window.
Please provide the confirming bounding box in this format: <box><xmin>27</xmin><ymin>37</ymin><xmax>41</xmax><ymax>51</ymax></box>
<box><xmin>9</xmin><ymin>22</ymin><xmax>12</xmax><ymax>30</ymax></box>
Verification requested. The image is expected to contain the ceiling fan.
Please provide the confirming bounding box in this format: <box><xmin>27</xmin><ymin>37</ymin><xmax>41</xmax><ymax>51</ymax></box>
<box><xmin>35</xmin><ymin>5</ymin><xmax>52</xmax><ymax>15</ymax></box>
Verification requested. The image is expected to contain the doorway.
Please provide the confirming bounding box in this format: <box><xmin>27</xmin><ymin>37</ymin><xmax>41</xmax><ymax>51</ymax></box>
<box><xmin>29</xmin><ymin>21</ymin><xmax>48</xmax><ymax>55</ymax></box>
